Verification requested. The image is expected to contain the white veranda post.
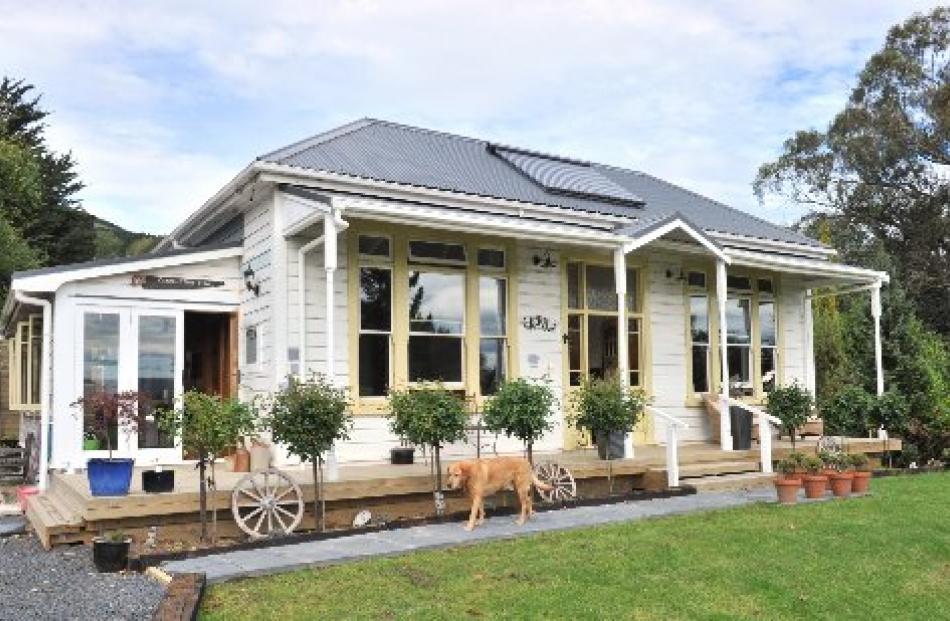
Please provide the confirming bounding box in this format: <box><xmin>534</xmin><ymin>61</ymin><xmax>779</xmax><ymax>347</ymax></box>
<box><xmin>323</xmin><ymin>211</ymin><xmax>341</xmax><ymax>480</ymax></box>
<box><xmin>716</xmin><ymin>259</ymin><xmax>732</xmax><ymax>451</ymax></box>
<box><xmin>614</xmin><ymin>247</ymin><xmax>634</xmax><ymax>458</ymax></box>
<box><xmin>871</xmin><ymin>281</ymin><xmax>884</xmax><ymax>397</ymax></box>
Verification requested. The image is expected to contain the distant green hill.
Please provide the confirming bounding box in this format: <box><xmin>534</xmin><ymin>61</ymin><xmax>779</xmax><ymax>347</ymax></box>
<box><xmin>93</xmin><ymin>218</ymin><xmax>162</xmax><ymax>259</ymax></box>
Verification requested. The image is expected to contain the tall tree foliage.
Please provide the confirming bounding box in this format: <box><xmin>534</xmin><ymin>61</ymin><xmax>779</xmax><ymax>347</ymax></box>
<box><xmin>755</xmin><ymin>8</ymin><xmax>950</xmax><ymax>336</ymax></box>
<box><xmin>0</xmin><ymin>77</ymin><xmax>95</xmax><ymax>271</ymax></box>
<box><xmin>757</xmin><ymin>9</ymin><xmax>950</xmax><ymax>461</ymax></box>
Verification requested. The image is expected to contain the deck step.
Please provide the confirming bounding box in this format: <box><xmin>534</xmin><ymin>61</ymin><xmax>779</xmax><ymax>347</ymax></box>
<box><xmin>684</xmin><ymin>472</ymin><xmax>776</xmax><ymax>493</ymax></box>
<box><xmin>25</xmin><ymin>493</ymin><xmax>85</xmax><ymax>550</ymax></box>
<box><xmin>680</xmin><ymin>460</ymin><xmax>761</xmax><ymax>478</ymax></box>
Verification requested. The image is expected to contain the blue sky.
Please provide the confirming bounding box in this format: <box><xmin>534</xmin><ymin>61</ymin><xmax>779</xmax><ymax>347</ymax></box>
<box><xmin>0</xmin><ymin>1</ymin><xmax>937</xmax><ymax>235</ymax></box>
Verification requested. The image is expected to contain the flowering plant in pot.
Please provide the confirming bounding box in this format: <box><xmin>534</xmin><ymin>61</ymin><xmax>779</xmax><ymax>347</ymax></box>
<box><xmin>827</xmin><ymin>453</ymin><xmax>854</xmax><ymax>498</ymax></box>
<box><xmin>818</xmin><ymin>450</ymin><xmax>839</xmax><ymax>477</ymax></box>
<box><xmin>92</xmin><ymin>530</ymin><xmax>132</xmax><ymax>573</ymax></box>
<box><xmin>848</xmin><ymin>453</ymin><xmax>871</xmax><ymax>494</ymax></box>
<box><xmin>801</xmin><ymin>455</ymin><xmax>828</xmax><ymax>499</ymax></box>
<box><xmin>774</xmin><ymin>457</ymin><xmax>801</xmax><ymax>505</ymax></box>
<box><xmin>73</xmin><ymin>391</ymin><xmax>145</xmax><ymax>497</ymax></box>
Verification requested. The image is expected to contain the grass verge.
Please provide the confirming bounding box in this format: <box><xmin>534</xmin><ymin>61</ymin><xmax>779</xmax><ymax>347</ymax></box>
<box><xmin>201</xmin><ymin>473</ymin><xmax>950</xmax><ymax>620</ymax></box>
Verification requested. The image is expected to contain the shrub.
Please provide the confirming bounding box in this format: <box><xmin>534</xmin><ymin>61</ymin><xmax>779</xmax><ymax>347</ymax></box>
<box><xmin>868</xmin><ymin>391</ymin><xmax>910</xmax><ymax>436</ymax></box>
<box><xmin>482</xmin><ymin>378</ymin><xmax>556</xmax><ymax>464</ymax></box>
<box><xmin>821</xmin><ymin>385</ymin><xmax>875</xmax><ymax>436</ymax></box>
<box><xmin>766</xmin><ymin>381</ymin><xmax>814</xmax><ymax>449</ymax></box>
<box><xmin>568</xmin><ymin>375</ymin><xmax>649</xmax><ymax>456</ymax></box>
<box><xmin>266</xmin><ymin>374</ymin><xmax>352</xmax><ymax>531</ymax></box>
<box><xmin>776</xmin><ymin>457</ymin><xmax>800</xmax><ymax>476</ymax></box>
<box><xmin>801</xmin><ymin>455</ymin><xmax>824</xmax><ymax>474</ymax></box>
<box><xmin>847</xmin><ymin>453</ymin><xmax>869</xmax><ymax>471</ymax></box>
<box><xmin>388</xmin><ymin>383</ymin><xmax>467</xmax><ymax>512</ymax></box>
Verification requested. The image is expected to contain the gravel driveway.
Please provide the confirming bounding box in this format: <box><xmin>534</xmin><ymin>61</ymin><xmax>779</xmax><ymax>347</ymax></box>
<box><xmin>0</xmin><ymin>534</ymin><xmax>165</xmax><ymax>621</ymax></box>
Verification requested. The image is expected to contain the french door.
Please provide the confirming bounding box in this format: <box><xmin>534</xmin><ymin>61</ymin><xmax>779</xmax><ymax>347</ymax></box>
<box><xmin>78</xmin><ymin>305</ymin><xmax>184</xmax><ymax>464</ymax></box>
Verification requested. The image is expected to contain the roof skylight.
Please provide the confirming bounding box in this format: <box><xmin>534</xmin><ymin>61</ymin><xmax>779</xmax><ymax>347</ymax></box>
<box><xmin>490</xmin><ymin>146</ymin><xmax>644</xmax><ymax>206</ymax></box>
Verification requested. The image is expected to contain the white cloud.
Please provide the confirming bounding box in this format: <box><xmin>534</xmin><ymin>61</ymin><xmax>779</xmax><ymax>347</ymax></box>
<box><xmin>0</xmin><ymin>0</ymin><xmax>938</xmax><ymax>233</ymax></box>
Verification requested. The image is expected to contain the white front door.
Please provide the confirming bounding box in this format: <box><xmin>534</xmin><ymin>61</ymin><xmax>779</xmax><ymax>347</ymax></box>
<box><xmin>77</xmin><ymin>305</ymin><xmax>184</xmax><ymax>464</ymax></box>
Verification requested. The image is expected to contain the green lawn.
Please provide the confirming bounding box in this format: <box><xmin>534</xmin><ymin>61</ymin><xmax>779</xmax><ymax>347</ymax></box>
<box><xmin>201</xmin><ymin>473</ymin><xmax>950</xmax><ymax>620</ymax></box>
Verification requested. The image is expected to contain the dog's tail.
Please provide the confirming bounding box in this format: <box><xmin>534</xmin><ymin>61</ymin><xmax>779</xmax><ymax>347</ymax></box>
<box><xmin>531</xmin><ymin>472</ymin><xmax>553</xmax><ymax>492</ymax></box>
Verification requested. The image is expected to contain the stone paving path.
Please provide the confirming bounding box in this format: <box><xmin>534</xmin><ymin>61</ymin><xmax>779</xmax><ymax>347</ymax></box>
<box><xmin>164</xmin><ymin>489</ymin><xmax>780</xmax><ymax>583</ymax></box>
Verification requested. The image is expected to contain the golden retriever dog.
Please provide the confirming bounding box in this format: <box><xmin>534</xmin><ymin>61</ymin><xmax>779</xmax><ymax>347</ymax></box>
<box><xmin>446</xmin><ymin>457</ymin><xmax>552</xmax><ymax>531</ymax></box>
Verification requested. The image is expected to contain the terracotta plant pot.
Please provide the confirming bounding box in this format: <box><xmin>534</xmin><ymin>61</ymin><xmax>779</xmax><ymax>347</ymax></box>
<box><xmin>851</xmin><ymin>471</ymin><xmax>871</xmax><ymax>494</ymax></box>
<box><xmin>232</xmin><ymin>447</ymin><xmax>251</xmax><ymax>473</ymax></box>
<box><xmin>829</xmin><ymin>472</ymin><xmax>854</xmax><ymax>497</ymax></box>
<box><xmin>802</xmin><ymin>474</ymin><xmax>828</xmax><ymax>499</ymax></box>
<box><xmin>774</xmin><ymin>477</ymin><xmax>801</xmax><ymax>505</ymax></box>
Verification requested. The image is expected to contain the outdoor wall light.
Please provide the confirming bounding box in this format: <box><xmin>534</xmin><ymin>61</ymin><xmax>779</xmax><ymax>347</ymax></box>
<box><xmin>244</xmin><ymin>266</ymin><xmax>260</xmax><ymax>296</ymax></box>
<box><xmin>532</xmin><ymin>251</ymin><xmax>556</xmax><ymax>268</ymax></box>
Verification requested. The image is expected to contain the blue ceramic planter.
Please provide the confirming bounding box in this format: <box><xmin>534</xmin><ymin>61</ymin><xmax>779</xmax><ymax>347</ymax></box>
<box><xmin>87</xmin><ymin>458</ymin><xmax>134</xmax><ymax>496</ymax></box>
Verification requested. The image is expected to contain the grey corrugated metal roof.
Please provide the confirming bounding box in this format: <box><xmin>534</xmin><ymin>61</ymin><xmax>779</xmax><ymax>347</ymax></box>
<box><xmin>12</xmin><ymin>242</ymin><xmax>241</xmax><ymax>280</ymax></box>
<box><xmin>259</xmin><ymin>119</ymin><xmax>820</xmax><ymax>247</ymax></box>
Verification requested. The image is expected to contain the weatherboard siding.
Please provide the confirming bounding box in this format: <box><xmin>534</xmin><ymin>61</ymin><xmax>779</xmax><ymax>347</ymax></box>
<box><xmin>646</xmin><ymin>250</ymin><xmax>708</xmax><ymax>443</ymax></box>
<box><xmin>238</xmin><ymin>191</ymin><xmax>275</xmax><ymax>400</ymax></box>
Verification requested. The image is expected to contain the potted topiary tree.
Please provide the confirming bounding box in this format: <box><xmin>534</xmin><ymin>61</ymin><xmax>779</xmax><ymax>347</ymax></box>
<box><xmin>158</xmin><ymin>390</ymin><xmax>257</xmax><ymax>543</ymax></box>
<box><xmin>774</xmin><ymin>457</ymin><xmax>801</xmax><ymax>504</ymax></box>
<box><xmin>482</xmin><ymin>377</ymin><xmax>556</xmax><ymax>465</ymax></box>
<box><xmin>388</xmin><ymin>383</ymin><xmax>467</xmax><ymax>516</ymax></box>
<box><xmin>848</xmin><ymin>453</ymin><xmax>871</xmax><ymax>494</ymax></box>
<box><xmin>827</xmin><ymin>453</ymin><xmax>854</xmax><ymax>498</ymax></box>
<box><xmin>266</xmin><ymin>374</ymin><xmax>352</xmax><ymax>532</ymax></box>
<box><xmin>801</xmin><ymin>455</ymin><xmax>828</xmax><ymax>499</ymax></box>
<box><xmin>766</xmin><ymin>381</ymin><xmax>813</xmax><ymax>450</ymax></box>
<box><xmin>74</xmin><ymin>391</ymin><xmax>143</xmax><ymax>497</ymax></box>
<box><xmin>569</xmin><ymin>375</ymin><xmax>648</xmax><ymax>461</ymax></box>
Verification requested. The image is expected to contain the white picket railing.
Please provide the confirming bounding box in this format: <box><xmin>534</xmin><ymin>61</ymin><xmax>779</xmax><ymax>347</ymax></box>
<box><xmin>726</xmin><ymin>398</ymin><xmax>782</xmax><ymax>474</ymax></box>
<box><xmin>646</xmin><ymin>406</ymin><xmax>689</xmax><ymax>487</ymax></box>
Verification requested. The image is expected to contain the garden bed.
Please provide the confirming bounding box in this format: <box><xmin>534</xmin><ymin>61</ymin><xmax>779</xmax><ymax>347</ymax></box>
<box><xmin>131</xmin><ymin>485</ymin><xmax>695</xmax><ymax>571</ymax></box>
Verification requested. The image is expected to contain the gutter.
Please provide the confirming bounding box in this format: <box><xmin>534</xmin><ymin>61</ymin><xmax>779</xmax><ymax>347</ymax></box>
<box><xmin>14</xmin><ymin>292</ymin><xmax>52</xmax><ymax>491</ymax></box>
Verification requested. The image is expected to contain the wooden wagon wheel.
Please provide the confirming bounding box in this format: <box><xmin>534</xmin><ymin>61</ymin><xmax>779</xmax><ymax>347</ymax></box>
<box><xmin>533</xmin><ymin>462</ymin><xmax>577</xmax><ymax>503</ymax></box>
<box><xmin>231</xmin><ymin>468</ymin><xmax>304</xmax><ymax>539</ymax></box>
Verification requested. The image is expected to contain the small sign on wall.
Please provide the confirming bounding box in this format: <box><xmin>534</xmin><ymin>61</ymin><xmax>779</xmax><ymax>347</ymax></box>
<box><xmin>131</xmin><ymin>274</ymin><xmax>224</xmax><ymax>290</ymax></box>
<box><xmin>521</xmin><ymin>314</ymin><xmax>557</xmax><ymax>332</ymax></box>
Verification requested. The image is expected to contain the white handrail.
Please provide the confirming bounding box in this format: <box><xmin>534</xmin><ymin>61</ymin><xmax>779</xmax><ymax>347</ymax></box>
<box><xmin>726</xmin><ymin>398</ymin><xmax>780</xmax><ymax>474</ymax></box>
<box><xmin>646</xmin><ymin>406</ymin><xmax>689</xmax><ymax>488</ymax></box>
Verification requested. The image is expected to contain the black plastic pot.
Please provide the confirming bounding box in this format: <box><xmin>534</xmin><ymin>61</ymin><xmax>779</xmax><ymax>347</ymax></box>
<box><xmin>390</xmin><ymin>447</ymin><xmax>415</xmax><ymax>465</ymax></box>
<box><xmin>729</xmin><ymin>407</ymin><xmax>753</xmax><ymax>450</ymax></box>
<box><xmin>595</xmin><ymin>431</ymin><xmax>626</xmax><ymax>460</ymax></box>
<box><xmin>142</xmin><ymin>470</ymin><xmax>175</xmax><ymax>493</ymax></box>
<box><xmin>93</xmin><ymin>537</ymin><xmax>131</xmax><ymax>572</ymax></box>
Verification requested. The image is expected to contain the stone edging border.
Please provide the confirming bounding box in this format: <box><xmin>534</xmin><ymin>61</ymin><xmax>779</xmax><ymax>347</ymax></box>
<box><xmin>151</xmin><ymin>572</ymin><xmax>206</xmax><ymax>621</ymax></box>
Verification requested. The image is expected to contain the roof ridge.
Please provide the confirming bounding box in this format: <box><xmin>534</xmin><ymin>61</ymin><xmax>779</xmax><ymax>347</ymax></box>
<box><xmin>258</xmin><ymin>118</ymin><xmax>379</xmax><ymax>163</ymax></box>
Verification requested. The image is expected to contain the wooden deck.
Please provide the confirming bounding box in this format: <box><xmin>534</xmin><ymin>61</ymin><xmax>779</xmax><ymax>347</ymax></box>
<box><xmin>26</xmin><ymin>438</ymin><xmax>899</xmax><ymax>548</ymax></box>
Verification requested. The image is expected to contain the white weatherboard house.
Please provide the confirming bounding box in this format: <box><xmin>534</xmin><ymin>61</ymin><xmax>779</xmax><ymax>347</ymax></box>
<box><xmin>1</xmin><ymin>119</ymin><xmax>890</xmax><ymax>490</ymax></box>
